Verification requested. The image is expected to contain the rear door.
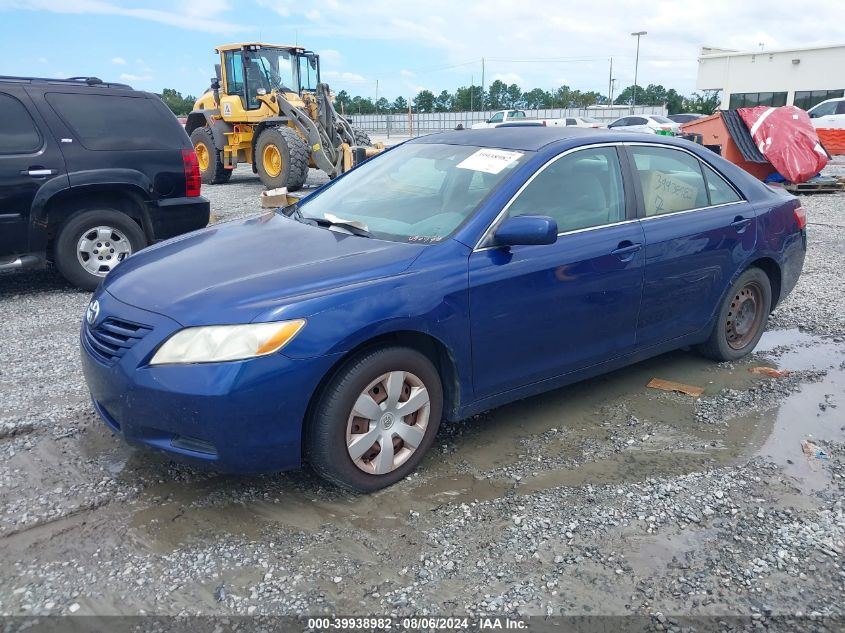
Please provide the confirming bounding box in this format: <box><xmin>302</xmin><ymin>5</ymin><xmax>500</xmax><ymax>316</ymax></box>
<box><xmin>625</xmin><ymin>143</ymin><xmax>755</xmax><ymax>348</ymax></box>
<box><xmin>468</xmin><ymin>145</ymin><xmax>645</xmax><ymax>398</ymax></box>
<box><xmin>0</xmin><ymin>86</ymin><xmax>66</xmax><ymax>257</ymax></box>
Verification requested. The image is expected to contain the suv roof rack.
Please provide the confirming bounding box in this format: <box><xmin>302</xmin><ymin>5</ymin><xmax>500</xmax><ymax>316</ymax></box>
<box><xmin>0</xmin><ymin>75</ymin><xmax>133</xmax><ymax>89</ymax></box>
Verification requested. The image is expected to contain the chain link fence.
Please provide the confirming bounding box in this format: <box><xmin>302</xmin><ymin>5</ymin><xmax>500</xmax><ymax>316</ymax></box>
<box><xmin>348</xmin><ymin>106</ymin><xmax>668</xmax><ymax>136</ymax></box>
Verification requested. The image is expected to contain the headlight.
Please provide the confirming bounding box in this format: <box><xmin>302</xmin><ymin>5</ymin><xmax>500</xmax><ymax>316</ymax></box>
<box><xmin>150</xmin><ymin>320</ymin><xmax>306</xmax><ymax>365</ymax></box>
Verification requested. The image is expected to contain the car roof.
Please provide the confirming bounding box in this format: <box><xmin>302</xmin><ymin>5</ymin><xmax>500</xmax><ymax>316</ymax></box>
<box><xmin>410</xmin><ymin>127</ymin><xmax>617</xmax><ymax>151</ymax></box>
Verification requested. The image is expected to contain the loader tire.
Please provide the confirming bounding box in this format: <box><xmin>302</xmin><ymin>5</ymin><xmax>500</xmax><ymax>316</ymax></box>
<box><xmin>352</xmin><ymin>127</ymin><xmax>373</xmax><ymax>147</ymax></box>
<box><xmin>255</xmin><ymin>126</ymin><xmax>309</xmax><ymax>191</ymax></box>
<box><xmin>190</xmin><ymin>127</ymin><xmax>231</xmax><ymax>185</ymax></box>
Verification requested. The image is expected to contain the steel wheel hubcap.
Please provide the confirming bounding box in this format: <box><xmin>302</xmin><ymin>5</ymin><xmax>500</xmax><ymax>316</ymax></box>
<box><xmin>345</xmin><ymin>370</ymin><xmax>431</xmax><ymax>475</ymax></box>
<box><xmin>263</xmin><ymin>145</ymin><xmax>283</xmax><ymax>178</ymax></box>
<box><xmin>725</xmin><ymin>282</ymin><xmax>763</xmax><ymax>349</ymax></box>
<box><xmin>77</xmin><ymin>226</ymin><xmax>132</xmax><ymax>276</ymax></box>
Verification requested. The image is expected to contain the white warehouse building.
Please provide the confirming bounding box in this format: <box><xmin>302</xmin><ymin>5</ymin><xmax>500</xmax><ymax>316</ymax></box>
<box><xmin>696</xmin><ymin>44</ymin><xmax>845</xmax><ymax>111</ymax></box>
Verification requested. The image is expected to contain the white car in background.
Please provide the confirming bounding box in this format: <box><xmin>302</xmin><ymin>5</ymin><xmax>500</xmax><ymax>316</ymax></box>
<box><xmin>546</xmin><ymin>115</ymin><xmax>605</xmax><ymax>128</ymax></box>
<box><xmin>807</xmin><ymin>97</ymin><xmax>845</xmax><ymax>129</ymax></box>
<box><xmin>472</xmin><ymin>110</ymin><xmax>532</xmax><ymax>129</ymax></box>
<box><xmin>607</xmin><ymin>114</ymin><xmax>681</xmax><ymax>135</ymax></box>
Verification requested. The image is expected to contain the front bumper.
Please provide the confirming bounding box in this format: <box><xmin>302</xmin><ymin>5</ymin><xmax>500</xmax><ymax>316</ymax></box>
<box><xmin>80</xmin><ymin>290</ymin><xmax>338</xmax><ymax>473</ymax></box>
<box><xmin>147</xmin><ymin>196</ymin><xmax>210</xmax><ymax>241</ymax></box>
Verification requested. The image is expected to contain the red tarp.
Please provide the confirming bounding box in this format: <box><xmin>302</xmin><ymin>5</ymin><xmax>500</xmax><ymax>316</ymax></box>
<box><xmin>737</xmin><ymin>105</ymin><xmax>828</xmax><ymax>184</ymax></box>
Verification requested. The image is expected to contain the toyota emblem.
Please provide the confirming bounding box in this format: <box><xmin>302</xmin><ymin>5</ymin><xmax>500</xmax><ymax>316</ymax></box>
<box><xmin>86</xmin><ymin>299</ymin><xmax>100</xmax><ymax>326</ymax></box>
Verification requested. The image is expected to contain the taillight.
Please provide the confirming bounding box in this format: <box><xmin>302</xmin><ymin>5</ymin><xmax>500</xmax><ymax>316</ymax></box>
<box><xmin>182</xmin><ymin>149</ymin><xmax>201</xmax><ymax>197</ymax></box>
<box><xmin>794</xmin><ymin>206</ymin><xmax>807</xmax><ymax>230</ymax></box>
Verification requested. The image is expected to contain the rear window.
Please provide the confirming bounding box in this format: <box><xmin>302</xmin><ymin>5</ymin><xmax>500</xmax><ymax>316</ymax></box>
<box><xmin>651</xmin><ymin>115</ymin><xmax>673</xmax><ymax>124</ymax></box>
<box><xmin>0</xmin><ymin>93</ymin><xmax>41</xmax><ymax>154</ymax></box>
<box><xmin>45</xmin><ymin>92</ymin><xmax>182</xmax><ymax>151</ymax></box>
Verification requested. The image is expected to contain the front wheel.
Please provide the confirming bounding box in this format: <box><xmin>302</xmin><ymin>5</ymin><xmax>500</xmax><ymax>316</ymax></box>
<box><xmin>697</xmin><ymin>267</ymin><xmax>772</xmax><ymax>361</ymax></box>
<box><xmin>305</xmin><ymin>346</ymin><xmax>443</xmax><ymax>492</ymax></box>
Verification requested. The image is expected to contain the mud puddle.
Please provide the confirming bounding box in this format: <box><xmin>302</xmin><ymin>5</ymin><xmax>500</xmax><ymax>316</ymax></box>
<box><xmin>118</xmin><ymin>329</ymin><xmax>844</xmax><ymax>551</ymax></box>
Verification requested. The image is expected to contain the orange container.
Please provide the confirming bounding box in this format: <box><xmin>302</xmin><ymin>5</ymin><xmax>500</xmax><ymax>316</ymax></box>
<box><xmin>680</xmin><ymin>113</ymin><xmax>775</xmax><ymax>181</ymax></box>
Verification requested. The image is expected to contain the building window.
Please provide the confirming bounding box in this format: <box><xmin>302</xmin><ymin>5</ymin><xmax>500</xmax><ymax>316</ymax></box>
<box><xmin>728</xmin><ymin>92</ymin><xmax>788</xmax><ymax>109</ymax></box>
<box><xmin>794</xmin><ymin>89</ymin><xmax>845</xmax><ymax>111</ymax></box>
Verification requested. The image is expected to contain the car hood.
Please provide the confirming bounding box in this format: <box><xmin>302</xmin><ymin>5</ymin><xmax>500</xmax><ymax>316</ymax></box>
<box><xmin>104</xmin><ymin>212</ymin><xmax>427</xmax><ymax>326</ymax></box>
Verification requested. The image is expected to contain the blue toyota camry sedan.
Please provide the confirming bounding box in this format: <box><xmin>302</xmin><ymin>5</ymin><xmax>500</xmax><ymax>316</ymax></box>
<box><xmin>80</xmin><ymin>127</ymin><xmax>806</xmax><ymax>492</ymax></box>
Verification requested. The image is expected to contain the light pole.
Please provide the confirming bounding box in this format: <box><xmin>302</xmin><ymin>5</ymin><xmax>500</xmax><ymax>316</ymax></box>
<box><xmin>631</xmin><ymin>31</ymin><xmax>647</xmax><ymax>113</ymax></box>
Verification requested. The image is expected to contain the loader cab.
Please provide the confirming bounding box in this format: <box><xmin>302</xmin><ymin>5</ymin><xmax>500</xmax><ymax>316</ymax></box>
<box><xmin>217</xmin><ymin>43</ymin><xmax>320</xmax><ymax>112</ymax></box>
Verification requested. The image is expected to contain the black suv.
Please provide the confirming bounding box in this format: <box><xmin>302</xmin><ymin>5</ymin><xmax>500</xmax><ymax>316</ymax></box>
<box><xmin>0</xmin><ymin>76</ymin><xmax>209</xmax><ymax>290</ymax></box>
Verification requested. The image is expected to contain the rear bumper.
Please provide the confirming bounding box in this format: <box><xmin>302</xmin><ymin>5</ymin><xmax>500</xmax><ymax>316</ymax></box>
<box><xmin>80</xmin><ymin>290</ymin><xmax>339</xmax><ymax>473</ymax></box>
<box><xmin>147</xmin><ymin>196</ymin><xmax>210</xmax><ymax>241</ymax></box>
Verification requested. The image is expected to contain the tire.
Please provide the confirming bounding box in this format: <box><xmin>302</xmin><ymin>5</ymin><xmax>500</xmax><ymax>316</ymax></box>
<box><xmin>54</xmin><ymin>209</ymin><xmax>147</xmax><ymax>291</ymax></box>
<box><xmin>255</xmin><ymin>126</ymin><xmax>309</xmax><ymax>191</ymax></box>
<box><xmin>305</xmin><ymin>346</ymin><xmax>443</xmax><ymax>493</ymax></box>
<box><xmin>190</xmin><ymin>127</ymin><xmax>231</xmax><ymax>185</ymax></box>
<box><xmin>352</xmin><ymin>126</ymin><xmax>372</xmax><ymax>147</ymax></box>
<box><xmin>697</xmin><ymin>267</ymin><xmax>772</xmax><ymax>362</ymax></box>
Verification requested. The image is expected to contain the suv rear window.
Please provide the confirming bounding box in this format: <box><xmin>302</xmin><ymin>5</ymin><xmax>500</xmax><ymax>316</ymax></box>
<box><xmin>0</xmin><ymin>93</ymin><xmax>41</xmax><ymax>154</ymax></box>
<box><xmin>45</xmin><ymin>92</ymin><xmax>181</xmax><ymax>151</ymax></box>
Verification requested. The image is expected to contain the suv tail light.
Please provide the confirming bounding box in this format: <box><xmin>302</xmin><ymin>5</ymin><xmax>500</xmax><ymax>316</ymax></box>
<box><xmin>182</xmin><ymin>149</ymin><xmax>201</xmax><ymax>197</ymax></box>
<box><xmin>794</xmin><ymin>206</ymin><xmax>807</xmax><ymax>230</ymax></box>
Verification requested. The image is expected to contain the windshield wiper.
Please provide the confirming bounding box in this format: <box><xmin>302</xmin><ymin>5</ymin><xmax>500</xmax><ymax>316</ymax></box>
<box><xmin>317</xmin><ymin>213</ymin><xmax>372</xmax><ymax>238</ymax></box>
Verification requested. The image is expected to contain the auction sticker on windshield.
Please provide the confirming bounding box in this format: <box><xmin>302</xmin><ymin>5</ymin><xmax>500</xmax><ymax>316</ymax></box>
<box><xmin>457</xmin><ymin>148</ymin><xmax>523</xmax><ymax>174</ymax></box>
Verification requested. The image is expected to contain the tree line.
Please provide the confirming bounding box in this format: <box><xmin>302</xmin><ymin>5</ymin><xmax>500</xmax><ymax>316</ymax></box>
<box><xmin>158</xmin><ymin>82</ymin><xmax>720</xmax><ymax>117</ymax></box>
<box><xmin>334</xmin><ymin>80</ymin><xmax>720</xmax><ymax>116</ymax></box>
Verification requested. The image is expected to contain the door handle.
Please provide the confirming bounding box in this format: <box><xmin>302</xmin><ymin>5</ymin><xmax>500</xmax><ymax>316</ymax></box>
<box><xmin>22</xmin><ymin>168</ymin><xmax>57</xmax><ymax>177</ymax></box>
<box><xmin>731</xmin><ymin>216</ymin><xmax>752</xmax><ymax>232</ymax></box>
<box><xmin>611</xmin><ymin>241</ymin><xmax>642</xmax><ymax>260</ymax></box>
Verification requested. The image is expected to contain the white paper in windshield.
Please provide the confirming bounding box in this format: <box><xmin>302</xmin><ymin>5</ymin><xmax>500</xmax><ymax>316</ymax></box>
<box><xmin>456</xmin><ymin>148</ymin><xmax>524</xmax><ymax>174</ymax></box>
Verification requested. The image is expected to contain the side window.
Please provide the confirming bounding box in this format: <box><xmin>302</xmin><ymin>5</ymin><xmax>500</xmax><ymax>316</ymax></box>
<box><xmin>837</xmin><ymin>101</ymin><xmax>845</xmax><ymax>115</ymax></box>
<box><xmin>508</xmin><ymin>147</ymin><xmax>626</xmax><ymax>233</ymax></box>
<box><xmin>610</xmin><ymin>117</ymin><xmax>627</xmax><ymax>127</ymax></box>
<box><xmin>810</xmin><ymin>101</ymin><xmax>836</xmax><ymax>117</ymax></box>
<box><xmin>566</xmin><ymin>118</ymin><xmax>577</xmax><ymax>126</ymax></box>
<box><xmin>630</xmin><ymin>146</ymin><xmax>709</xmax><ymax>216</ymax></box>
<box><xmin>224</xmin><ymin>50</ymin><xmax>245</xmax><ymax>100</ymax></box>
<box><xmin>489</xmin><ymin>112</ymin><xmax>504</xmax><ymax>123</ymax></box>
<box><xmin>0</xmin><ymin>93</ymin><xmax>41</xmax><ymax>154</ymax></box>
<box><xmin>630</xmin><ymin>117</ymin><xmax>648</xmax><ymax>125</ymax></box>
<box><xmin>702</xmin><ymin>163</ymin><xmax>741</xmax><ymax>205</ymax></box>
<box><xmin>511</xmin><ymin>111</ymin><xmax>526</xmax><ymax>119</ymax></box>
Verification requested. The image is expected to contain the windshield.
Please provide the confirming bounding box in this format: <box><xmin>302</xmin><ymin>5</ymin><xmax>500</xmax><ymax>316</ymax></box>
<box><xmin>243</xmin><ymin>47</ymin><xmax>297</xmax><ymax>93</ymax></box>
<box><xmin>297</xmin><ymin>143</ymin><xmax>529</xmax><ymax>243</ymax></box>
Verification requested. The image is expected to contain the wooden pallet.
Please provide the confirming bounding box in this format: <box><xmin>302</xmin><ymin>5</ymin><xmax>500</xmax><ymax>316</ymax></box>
<box><xmin>784</xmin><ymin>180</ymin><xmax>844</xmax><ymax>194</ymax></box>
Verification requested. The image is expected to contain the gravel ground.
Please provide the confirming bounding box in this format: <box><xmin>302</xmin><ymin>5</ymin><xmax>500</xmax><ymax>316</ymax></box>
<box><xmin>0</xmin><ymin>157</ymin><xmax>844</xmax><ymax>626</ymax></box>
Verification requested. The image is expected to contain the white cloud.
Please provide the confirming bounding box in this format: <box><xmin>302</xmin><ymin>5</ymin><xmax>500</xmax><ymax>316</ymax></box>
<box><xmin>119</xmin><ymin>72</ymin><xmax>152</xmax><ymax>82</ymax></box>
<box><xmin>318</xmin><ymin>49</ymin><xmax>342</xmax><ymax>65</ymax></box>
<box><xmin>3</xmin><ymin>0</ymin><xmax>253</xmax><ymax>33</ymax></box>
<box><xmin>111</xmin><ymin>56</ymin><xmax>126</xmax><ymax>65</ymax></box>
<box><xmin>37</xmin><ymin>57</ymin><xmax>48</xmax><ymax>64</ymax></box>
<box><xmin>305</xmin><ymin>9</ymin><xmax>320</xmax><ymax>20</ymax></box>
<box><xmin>322</xmin><ymin>70</ymin><xmax>367</xmax><ymax>83</ymax></box>
<box><xmin>399</xmin><ymin>69</ymin><xmax>414</xmax><ymax>77</ymax></box>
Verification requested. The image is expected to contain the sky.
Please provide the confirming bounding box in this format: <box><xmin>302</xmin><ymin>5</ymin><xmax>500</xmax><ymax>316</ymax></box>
<box><xmin>1</xmin><ymin>0</ymin><xmax>843</xmax><ymax>103</ymax></box>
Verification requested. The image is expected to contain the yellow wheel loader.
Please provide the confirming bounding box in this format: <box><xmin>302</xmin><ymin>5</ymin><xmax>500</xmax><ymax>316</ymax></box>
<box><xmin>186</xmin><ymin>43</ymin><xmax>381</xmax><ymax>190</ymax></box>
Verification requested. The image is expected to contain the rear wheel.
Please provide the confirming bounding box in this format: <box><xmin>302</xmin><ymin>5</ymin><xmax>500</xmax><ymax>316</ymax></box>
<box><xmin>255</xmin><ymin>126</ymin><xmax>309</xmax><ymax>191</ymax></box>
<box><xmin>190</xmin><ymin>127</ymin><xmax>230</xmax><ymax>185</ymax></box>
<box><xmin>305</xmin><ymin>346</ymin><xmax>443</xmax><ymax>492</ymax></box>
<box><xmin>54</xmin><ymin>209</ymin><xmax>147</xmax><ymax>291</ymax></box>
<box><xmin>697</xmin><ymin>267</ymin><xmax>772</xmax><ymax>361</ymax></box>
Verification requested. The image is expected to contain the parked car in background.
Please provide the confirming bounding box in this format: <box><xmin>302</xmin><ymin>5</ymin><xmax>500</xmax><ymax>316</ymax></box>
<box><xmin>807</xmin><ymin>97</ymin><xmax>845</xmax><ymax>129</ymax></box>
<box><xmin>81</xmin><ymin>127</ymin><xmax>806</xmax><ymax>492</ymax></box>
<box><xmin>608</xmin><ymin>114</ymin><xmax>681</xmax><ymax>135</ymax></box>
<box><xmin>546</xmin><ymin>115</ymin><xmax>604</xmax><ymax>128</ymax></box>
<box><xmin>472</xmin><ymin>110</ymin><xmax>531</xmax><ymax>128</ymax></box>
<box><xmin>668</xmin><ymin>113</ymin><xmax>705</xmax><ymax>124</ymax></box>
<box><xmin>0</xmin><ymin>76</ymin><xmax>209</xmax><ymax>290</ymax></box>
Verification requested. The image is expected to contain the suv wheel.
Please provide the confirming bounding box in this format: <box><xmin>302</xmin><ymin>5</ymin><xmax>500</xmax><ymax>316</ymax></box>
<box><xmin>305</xmin><ymin>346</ymin><xmax>443</xmax><ymax>492</ymax></box>
<box><xmin>54</xmin><ymin>209</ymin><xmax>147</xmax><ymax>291</ymax></box>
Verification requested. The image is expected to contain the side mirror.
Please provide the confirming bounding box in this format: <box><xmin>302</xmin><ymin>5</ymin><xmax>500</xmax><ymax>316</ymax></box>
<box><xmin>494</xmin><ymin>215</ymin><xmax>558</xmax><ymax>246</ymax></box>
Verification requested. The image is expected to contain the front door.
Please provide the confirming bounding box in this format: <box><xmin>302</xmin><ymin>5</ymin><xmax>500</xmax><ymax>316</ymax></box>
<box><xmin>0</xmin><ymin>88</ymin><xmax>64</xmax><ymax>258</ymax></box>
<box><xmin>468</xmin><ymin>146</ymin><xmax>645</xmax><ymax>398</ymax></box>
<box><xmin>625</xmin><ymin>144</ymin><xmax>757</xmax><ymax>348</ymax></box>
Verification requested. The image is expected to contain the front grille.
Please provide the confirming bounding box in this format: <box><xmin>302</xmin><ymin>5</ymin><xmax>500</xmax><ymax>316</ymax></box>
<box><xmin>85</xmin><ymin>317</ymin><xmax>152</xmax><ymax>365</ymax></box>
